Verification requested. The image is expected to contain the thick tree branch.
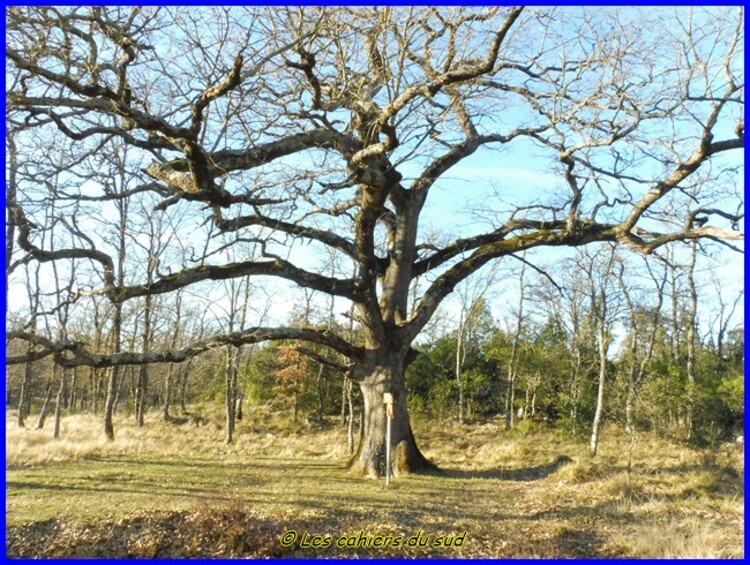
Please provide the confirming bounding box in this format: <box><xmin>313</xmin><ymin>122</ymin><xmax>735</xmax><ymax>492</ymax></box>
<box><xmin>12</xmin><ymin>205</ymin><xmax>115</xmax><ymax>287</ymax></box>
<box><xmin>109</xmin><ymin>259</ymin><xmax>360</xmax><ymax>303</ymax></box>
<box><xmin>413</xmin><ymin>219</ymin><xmax>566</xmax><ymax>277</ymax></box>
<box><xmin>145</xmin><ymin>129</ymin><xmax>359</xmax><ymax>193</ymax></box>
<box><xmin>7</xmin><ymin>326</ymin><xmax>365</xmax><ymax>368</ymax></box>
<box><xmin>406</xmin><ymin>222</ymin><xmax>613</xmax><ymax>340</ymax></box>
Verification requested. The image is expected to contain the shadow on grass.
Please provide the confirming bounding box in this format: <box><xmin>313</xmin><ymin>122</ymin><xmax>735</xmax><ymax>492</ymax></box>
<box><xmin>529</xmin><ymin>498</ymin><xmax>632</xmax><ymax>522</ymax></box>
<box><xmin>438</xmin><ymin>455</ymin><xmax>573</xmax><ymax>481</ymax></box>
<box><xmin>82</xmin><ymin>456</ymin><xmax>341</xmax><ymax>474</ymax></box>
<box><xmin>6</xmin><ymin>479</ymin><xmax>241</xmax><ymax>501</ymax></box>
<box><xmin>547</xmin><ymin>526</ymin><xmax>616</xmax><ymax>557</ymax></box>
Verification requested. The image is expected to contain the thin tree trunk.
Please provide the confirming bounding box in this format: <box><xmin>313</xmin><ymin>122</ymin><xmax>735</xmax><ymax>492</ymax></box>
<box><xmin>91</xmin><ymin>367</ymin><xmax>99</xmax><ymax>414</ymax></box>
<box><xmin>163</xmin><ymin>365</ymin><xmax>174</xmax><ymax>420</ymax></box>
<box><xmin>669</xmin><ymin>250</ymin><xmax>680</xmax><ymax>361</ymax></box>
<box><xmin>90</xmin><ymin>301</ymin><xmax>103</xmax><ymax>415</ymax></box>
<box><xmin>524</xmin><ymin>387</ymin><xmax>531</xmax><ymax>420</ymax></box>
<box><xmin>570</xmin><ymin>348</ymin><xmax>581</xmax><ymax>431</ymax></box>
<box><xmin>590</xmin><ymin>323</ymin><xmax>608</xmax><ymax>457</ymax></box>
<box><xmin>113</xmin><ymin>363</ymin><xmax>128</xmax><ymax>414</ymax></box>
<box><xmin>5</xmin><ymin>134</ymin><xmax>17</xmax><ymax>315</ymax></box>
<box><xmin>685</xmin><ymin>240</ymin><xmax>698</xmax><ymax>439</ymax></box>
<box><xmin>17</xmin><ymin>356</ymin><xmax>33</xmax><ymax>428</ymax></box>
<box><xmin>567</xmin><ymin>286</ymin><xmax>584</xmax><ymax>435</ymax></box>
<box><xmin>225</xmin><ymin>345</ymin><xmax>238</xmax><ymax>443</ymax></box>
<box><xmin>104</xmin><ymin>301</ymin><xmax>123</xmax><ymax>440</ymax></box>
<box><xmin>36</xmin><ymin>368</ymin><xmax>55</xmax><ymax>429</ymax></box>
<box><xmin>17</xmin><ymin>265</ymin><xmax>39</xmax><ymax>428</ymax></box>
<box><xmin>236</xmin><ymin>353</ymin><xmax>252</xmax><ymax>420</ymax></box>
<box><xmin>505</xmin><ymin>262</ymin><xmax>526</xmax><ymax>430</ymax></box>
<box><xmin>62</xmin><ymin>368</ymin><xmax>69</xmax><ymax>409</ymax></box>
<box><xmin>104</xmin><ymin>365</ymin><xmax>121</xmax><ymax>441</ymax></box>
<box><xmin>619</xmin><ymin>264</ymin><xmax>639</xmax><ymax>435</ymax></box>
<box><xmin>316</xmin><ymin>364</ymin><xmax>325</xmax><ymax>422</ymax></box>
<box><xmin>104</xmin><ymin>162</ymin><xmax>128</xmax><ymax>441</ymax></box>
<box><xmin>70</xmin><ymin>367</ymin><xmax>77</xmax><ymax>412</ymax></box>
<box><xmin>588</xmin><ymin>249</ymin><xmax>615</xmax><ymax>457</ymax></box>
<box><xmin>164</xmin><ymin>293</ymin><xmax>183</xmax><ymax>421</ymax></box>
<box><xmin>135</xmin><ymin>292</ymin><xmax>153</xmax><ymax>427</ymax></box>
<box><xmin>53</xmin><ymin>368</ymin><xmax>67</xmax><ymax>440</ymax></box>
<box><xmin>179</xmin><ymin>363</ymin><xmax>189</xmax><ymax>414</ymax></box>
<box><xmin>456</xmin><ymin>308</ymin><xmax>465</xmax><ymax>424</ymax></box>
<box><xmin>135</xmin><ymin>364</ymin><xmax>148</xmax><ymax>426</ymax></box>
<box><xmin>341</xmin><ymin>376</ymin><xmax>348</xmax><ymax>425</ymax></box>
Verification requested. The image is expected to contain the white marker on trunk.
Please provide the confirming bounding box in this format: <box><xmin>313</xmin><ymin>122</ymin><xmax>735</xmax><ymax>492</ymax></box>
<box><xmin>383</xmin><ymin>392</ymin><xmax>394</xmax><ymax>487</ymax></box>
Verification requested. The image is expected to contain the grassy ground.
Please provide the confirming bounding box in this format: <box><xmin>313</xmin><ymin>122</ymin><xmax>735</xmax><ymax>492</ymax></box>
<box><xmin>5</xmin><ymin>406</ymin><xmax>744</xmax><ymax>558</ymax></box>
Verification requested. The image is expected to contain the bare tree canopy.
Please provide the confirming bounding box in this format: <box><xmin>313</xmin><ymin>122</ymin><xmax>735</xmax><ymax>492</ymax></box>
<box><xmin>6</xmin><ymin>6</ymin><xmax>744</xmax><ymax>475</ymax></box>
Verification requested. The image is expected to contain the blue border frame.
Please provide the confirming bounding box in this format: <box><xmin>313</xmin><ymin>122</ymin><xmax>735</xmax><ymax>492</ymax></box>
<box><xmin>2</xmin><ymin>2</ymin><xmax>746</xmax><ymax>563</ymax></box>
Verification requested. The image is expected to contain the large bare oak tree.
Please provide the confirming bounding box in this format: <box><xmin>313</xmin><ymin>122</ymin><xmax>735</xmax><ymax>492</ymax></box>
<box><xmin>6</xmin><ymin>6</ymin><xmax>743</xmax><ymax>476</ymax></box>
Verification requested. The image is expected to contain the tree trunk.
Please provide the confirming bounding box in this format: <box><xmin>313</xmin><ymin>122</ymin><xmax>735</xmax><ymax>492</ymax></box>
<box><xmin>103</xmin><ymin>365</ymin><xmax>120</xmax><ymax>441</ymax></box>
<box><xmin>524</xmin><ymin>387</ymin><xmax>531</xmax><ymax>420</ymax></box>
<box><xmin>590</xmin><ymin>325</ymin><xmax>608</xmax><ymax>457</ymax></box>
<box><xmin>6</xmin><ymin>134</ymin><xmax>17</xmax><ymax>320</ymax></box>
<box><xmin>348</xmin><ymin>356</ymin><xmax>433</xmax><ymax>478</ymax></box>
<box><xmin>623</xmin><ymin>330</ymin><xmax>637</xmax><ymax>435</ymax></box>
<box><xmin>570</xmin><ymin>348</ymin><xmax>581</xmax><ymax>433</ymax></box>
<box><xmin>17</xmin><ymin>355</ymin><xmax>33</xmax><ymax>428</ymax></box>
<box><xmin>163</xmin><ymin>365</ymin><xmax>174</xmax><ymax>420</ymax></box>
<box><xmin>103</xmin><ymin>305</ymin><xmax>123</xmax><ymax>440</ymax></box>
<box><xmin>341</xmin><ymin>375</ymin><xmax>348</xmax><ymax>425</ymax></box>
<box><xmin>504</xmin><ymin>260</ymin><xmax>526</xmax><ymax>430</ymax></box>
<box><xmin>685</xmin><ymin>240</ymin><xmax>698</xmax><ymax>440</ymax></box>
<box><xmin>504</xmin><ymin>362</ymin><xmax>517</xmax><ymax>430</ymax></box>
<box><xmin>316</xmin><ymin>364</ymin><xmax>325</xmax><ymax>422</ymax></box>
<box><xmin>70</xmin><ymin>367</ymin><xmax>77</xmax><ymax>412</ymax></box>
<box><xmin>225</xmin><ymin>345</ymin><xmax>238</xmax><ymax>443</ymax></box>
<box><xmin>135</xmin><ymin>364</ymin><xmax>148</xmax><ymax>427</ymax></box>
<box><xmin>456</xmin><ymin>309</ymin><xmax>465</xmax><ymax>424</ymax></box>
<box><xmin>179</xmin><ymin>364</ymin><xmax>189</xmax><ymax>414</ymax></box>
<box><xmin>91</xmin><ymin>367</ymin><xmax>99</xmax><ymax>414</ymax></box>
<box><xmin>113</xmin><ymin>365</ymin><xmax>127</xmax><ymax>414</ymax></box>
<box><xmin>624</xmin><ymin>378</ymin><xmax>635</xmax><ymax>435</ymax></box>
<box><xmin>669</xmin><ymin>249</ymin><xmax>680</xmax><ymax>361</ymax></box>
<box><xmin>36</xmin><ymin>370</ymin><xmax>55</xmax><ymax>429</ymax></box>
<box><xmin>61</xmin><ymin>369</ymin><xmax>69</xmax><ymax>409</ymax></box>
<box><xmin>53</xmin><ymin>368</ymin><xmax>67</xmax><ymax>440</ymax></box>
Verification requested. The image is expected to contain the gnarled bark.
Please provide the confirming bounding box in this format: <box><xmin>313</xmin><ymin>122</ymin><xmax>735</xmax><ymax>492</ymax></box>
<box><xmin>348</xmin><ymin>353</ymin><xmax>435</xmax><ymax>477</ymax></box>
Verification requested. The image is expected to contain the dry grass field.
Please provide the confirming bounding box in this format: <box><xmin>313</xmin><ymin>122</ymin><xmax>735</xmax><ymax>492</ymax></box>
<box><xmin>5</xmin><ymin>406</ymin><xmax>744</xmax><ymax>558</ymax></box>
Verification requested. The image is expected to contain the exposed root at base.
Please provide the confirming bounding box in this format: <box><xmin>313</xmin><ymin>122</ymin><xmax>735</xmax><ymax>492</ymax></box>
<box><xmin>347</xmin><ymin>441</ymin><xmax>440</xmax><ymax>479</ymax></box>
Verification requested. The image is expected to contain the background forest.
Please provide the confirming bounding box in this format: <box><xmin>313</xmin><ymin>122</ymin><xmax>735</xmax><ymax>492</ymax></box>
<box><xmin>7</xmin><ymin>241</ymin><xmax>744</xmax><ymax>448</ymax></box>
